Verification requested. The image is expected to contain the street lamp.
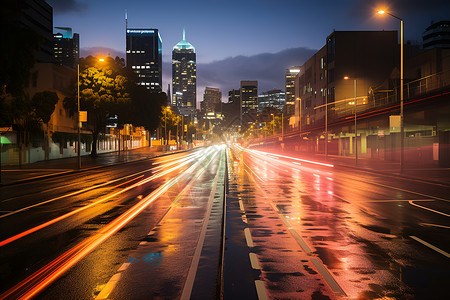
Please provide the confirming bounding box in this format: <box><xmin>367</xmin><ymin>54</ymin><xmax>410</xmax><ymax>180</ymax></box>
<box><xmin>378</xmin><ymin>9</ymin><xmax>404</xmax><ymax>172</ymax></box>
<box><xmin>271</xmin><ymin>113</ymin><xmax>275</xmax><ymax>136</ymax></box>
<box><xmin>344</xmin><ymin>76</ymin><xmax>358</xmax><ymax>165</ymax></box>
<box><xmin>164</xmin><ymin>106</ymin><xmax>170</xmax><ymax>147</ymax></box>
<box><xmin>77</xmin><ymin>63</ymin><xmax>81</xmax><ymax>169</ymax></box>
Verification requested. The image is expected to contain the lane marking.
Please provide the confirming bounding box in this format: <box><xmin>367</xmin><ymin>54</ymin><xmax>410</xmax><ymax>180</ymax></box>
<box><xmin>361</xmin><ymin>199</ymin><xmax>434</xmax><ymax>202</ymax></box>
<box><xmin>289</xmin><ymin>228</ymin><xmax>312</xmax><ymax>254</ymax></box>
<box><xmin>241</xmin><ymin>214</ymin><xmax>248</xmax><ymax>224</ymax></box>
<box><xmin>180</xmin><ymin>151</ymin><xmax>224</xmax><ymax>300</ymax></box>
<box><xmin>255</xmin><ymin>280</ymin><xmax>268</xmax><ymax>300</ymax></box>
<box><xmin>95</xmin><ymin>151</ymin><xmax>220</xmax><ymax>300</ymax></box>
<box><xmin>95</xmin><ymin>273</ymin><xmax>121</xmax><ymax>299</ymax></box>
<box><xmin>351</xmin><ymin>178</ymin><xmax>450</xmax><ymax>202</ymax></box>
<box><xmin>244</xmin><ymin>228</ymin><xmax>254</xmax><ymax>247</ymax></box>
<box><xmin>410</xmin><ymin>236</ymin><xmax>450</xmax><ymax>258</ymax></box>
<box><xmin>239</xmin><ymin>200</ymin><xmax>245</xmax><ymax>212</ymax></box>
<box><xmin>409</xmin><ymin>201</ymin><xmax>450</xmax><ymax>218</ymax></box>
<box><xmin>420</xmin><ymin>223</ymin><xmax>450</xmax><ymax>229</ymax></box>
<box><xmin>243</xmin><ymin>161</ymin><xmax>264</xmax><ymax>182</ymax></box>
<box><xmin>249</xmin><ymin>253</ymin><xmax>260</xmax><ymax>269</ymax></box>
<box><xmin>310</xmin><ymin>258</ymin><xmax>346</xmax><ymax>296</ymax></box>
<box><xmin>117</xmin><ymin>262</ymin><xmax>130</xmax><ymax>272</ymax></box>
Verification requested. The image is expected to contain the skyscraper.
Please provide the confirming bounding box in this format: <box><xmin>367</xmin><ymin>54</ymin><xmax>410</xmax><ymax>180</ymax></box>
<box><xmin>53</xmin><ymin>27</ymin><xmax>79</xmax><ymax>69</ymax></box>
<box><xmin>172</xmin><ymin>29</ymin><xmax>196</xmax><ymax>117</ymax></box>
<box><xmin>126</xmin><ymin>28</ymin><xmax>162</xmax><ymax>92</ymax></box>
<box><xmin>240</xmin><ymin>80</ymin><xmax>258</xmax><ymax>114</ymax></box>
<box><xmin>17</xmin><ymin>0</ymin><xmax>54</xmax><ymax>63</ymax></box>
<box><xmin>285</xmin><ymin>67</ymin><xmax>301</xmax><ymax>116</ymax></box>
<box><xmin>201</xmin><ymin>87</ymin><xmax>222</xmax><ymax>120</ymax></box>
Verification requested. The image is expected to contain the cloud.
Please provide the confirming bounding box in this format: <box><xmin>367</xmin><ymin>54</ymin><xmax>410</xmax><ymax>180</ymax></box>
<box><xmin>47</xmin><ymin>0</ymin><xmax>88</xmax><ymax>13</ymax></box>
<box><xmin>80</xmin><ymin>47</ymin><xmax>125</xmax><ymax>59</ymax></box>
<box><xmin>162</xmin><ymin>47</ymin><xmax>317</xmax><ymax>103</ymax></box>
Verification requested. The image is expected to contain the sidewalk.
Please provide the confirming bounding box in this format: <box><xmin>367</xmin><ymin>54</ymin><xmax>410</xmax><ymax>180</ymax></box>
<box><xmin>0</xmin><ymin>147</ymin><xmax>173</xmax><ymax>186</ymax></box>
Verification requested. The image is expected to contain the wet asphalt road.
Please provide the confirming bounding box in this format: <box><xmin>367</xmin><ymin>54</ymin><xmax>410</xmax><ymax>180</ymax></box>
<box><xmin>225</xmin><ymin>145</ymin><xmax>450</xmax><ymax>299</ymax></box>
<box><xmin>0</xmin><ymin>145</ymin><xmax>449</xmax><ymax>299</ymax></box>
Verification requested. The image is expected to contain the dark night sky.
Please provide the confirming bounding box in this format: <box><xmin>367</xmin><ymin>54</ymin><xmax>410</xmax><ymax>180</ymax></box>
<box><xmin>48</xmin><ymin>0</ymin><xmax>450</xmax><ymax>101</ymax></box>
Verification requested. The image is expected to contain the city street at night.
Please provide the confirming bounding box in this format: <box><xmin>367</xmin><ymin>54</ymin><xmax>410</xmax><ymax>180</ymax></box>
<box><xmin>1</xmin><ymin>146</ymin><xmax>449</xmax><ymax>299</ymax></box>
<box><xmin>1</xmin><ymin>0</ymin><xmax>450</xmax><ymax>299</ymax></box>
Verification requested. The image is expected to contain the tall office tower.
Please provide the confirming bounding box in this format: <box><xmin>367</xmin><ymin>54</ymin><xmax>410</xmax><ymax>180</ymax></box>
<box><xmin>126</xmin><ymin>28</ymin><xmax>162</xmax><ymax>92</ymax></box>
<box><xmin>202</xmin><ymin>87</ymin><xmax>222</xmax><ymax>119</ymax></box>
<box><xmin>53</xmin><ymin>27</ymin><xmax>79</xmax><ymax>69</ymax></box>
<box><xmin>285</xmin><ymin>67</ymin><xmax>301</xmax><ymax>116</ymax></box>
<box><xmin>240</xmin><ymin>81</ymin><xmax>258</xmax><ymax>114</ymax></box>
<box><xmin>17</xmin><ymin>0</ymin><xmax>54</xmax><ymax>63</ymax></box>
<box><xmin>172</xmin><ymin>29</ymin><xmax>197</xmax><ymax>117</ymax></box>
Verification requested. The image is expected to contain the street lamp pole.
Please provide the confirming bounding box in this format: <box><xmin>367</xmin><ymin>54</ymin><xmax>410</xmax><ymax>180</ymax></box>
<box><xmin>325</xmin><ymin>90</ymin><xmax>328</xmax><ymax>159</ymax></box>
<box><xmin>271</xmin><ymin>113</ymin><xmax>275</xmax><ymax>136</ymax></box>
<box><xmin>345</xmin><ymin>76</ymin><xmax>357</xmax><ymax>165</ymax></box>
<box><xmin>77</xmin><ymin>63</ymin><xmax>81</xmax><ymax>169</ymax></box>
<box><xmin>378</xmin><ymin>10</ymin><xmax>404</xmax><ymax>172</ymax></box>
<box><xmin>164</xmin><ymin>108</ymin><xmax>167</xmax><ymax>147</ymax></box>
<box><xmin>354</xmin><ymin>79</ymin><xmax>357</xmax><ymax>165</ymax></box>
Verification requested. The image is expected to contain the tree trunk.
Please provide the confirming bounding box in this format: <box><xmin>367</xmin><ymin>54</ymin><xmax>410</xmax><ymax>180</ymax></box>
<box><xmin>91</xmin><ymin>130</ymin><xmax>98</xmax><ymax>157</ymax></box>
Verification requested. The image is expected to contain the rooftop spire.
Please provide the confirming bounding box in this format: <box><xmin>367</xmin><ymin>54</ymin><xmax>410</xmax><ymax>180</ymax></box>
<box><xmin>183</xmin><ymin>27</ymin><xmax>185</xmax><ymax>40</ymax></box>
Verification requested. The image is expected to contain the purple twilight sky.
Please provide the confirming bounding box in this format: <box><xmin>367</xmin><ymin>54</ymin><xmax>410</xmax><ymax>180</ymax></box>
<box><xmin>48</xmin><ymin>0</ymin><xmax>450</xmax><ymax>101</ymax></box>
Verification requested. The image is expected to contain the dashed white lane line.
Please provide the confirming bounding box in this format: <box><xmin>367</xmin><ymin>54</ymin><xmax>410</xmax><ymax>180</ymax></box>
<box><xmin>95</xmin><ymin>273</ymin><xmax>122</xmax><ymax>299</ymax></box>
<box><xmin>310</xmin><ymin>258</ymin><xmax>346</xmax><ymax>296</ymax></box>
<box><xmin>239</xmin><ymin>200</ymin><xmax>245</xmax><ymax>212</ymax></box>
<box><xmin>255</xmin><ymin>280</ymin><xmax>268</xmax><ymax>300</ymax></box>
<box><xmin>410</xmin><ymin>236</ymin><xmax>450</xmax><ymax>258</ymax></box>
<box><xmin>241</xmin><ymin>214</ymin><xmax>248</xmax><ymax>224</ymax></box>
<box><xmin>244</xmin><ymin>228</ymin><xmax>254</xmax><ymax>247</ymax></box>
<box><xmin>420</xmin><ymin>223</ymin><xmax>450</xmax><ymax>229</ymax></box>
<box><xmin>117</xmin><ymin>262</ymin><xmax>130</xmax><ymax>272</ymax></box>
<box><xmin>409</xmin><ymin>201</ymin><xmax>450</xmax><ymax>217</ymax></box>
<box><xmin>249</xmin><ymin>253</ymin><xmax>260</xmax><ymax>269</ymax></box>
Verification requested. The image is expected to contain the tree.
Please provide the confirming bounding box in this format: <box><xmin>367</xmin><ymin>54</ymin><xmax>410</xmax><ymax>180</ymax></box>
<box><xmin>64</xmin><ymin>56</ymin><xmax>131</xmax><ymax>156</ymax></box>
<box><xmin>160</xmin><ymin>107</ymin><xmax>179</xmax><ymax>141</ymax></box>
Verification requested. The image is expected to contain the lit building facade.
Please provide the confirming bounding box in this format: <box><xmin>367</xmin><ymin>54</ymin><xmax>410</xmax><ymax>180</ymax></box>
<box><xmin>423</xmin><ymin>21</ymin><xmax>450</xmax><ymax>49</ymax></box>
<box><xmin>17</xmin><ymin>0</ymin><xmax>54</xmax><ymax>63</ymax></box>
<box><xmin>293</xmin><ymin>31</ymin><xmax>398</xmax><ymax>130</ymax></box>
<box><xmin>285</xmin><ymin>67</ymin><xmax>300</xmax><ymax>116</ymax></box>
<box><xmin>53</xmin><ymin>27</ymin><xmax>79</xmax><ymax>69</ymax></box>
<box><xmin>126</xmin><ymin>28</ymin><xmax>162</xmax><ymax>92</ymax></box>
<box><xmin>258</xmin><ymin>89</ymin><xmax>285</xmax><ymax>112</ymax></box>
<box><xmin>172</xmin><ymin>29</ymin><xmax>197</xmax><ymax>117</ymax></box>
<box><xmin>201</xmin><ymin>87</ymin><xmax>222</xmax><ymax>119</ymax></box>
<box><xmin>240</xmin><ymin>81</ymin><xmax>258</xmax><ymax>114</ymax></box>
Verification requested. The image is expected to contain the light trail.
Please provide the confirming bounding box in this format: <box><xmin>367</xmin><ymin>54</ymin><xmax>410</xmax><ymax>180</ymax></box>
<box><xmin>248</xmin><ymin>149</ymin><xmax>334</xmax><ymax>168</ymax></box>
<box><xmin>0</xmin><ymin>147</ymin><xmax>221</xmax><ymax>300</ymax></box>
<box><xmin>0</xmin><ymin>173</ymin><xmax>145</xmax><ymax>219</ymax></box>
<box><xmin>0</xmin><ymin>151</ymin><xmax>204</xmax><ymax>248</ymax></box>
<box><xmin>0</xmin><ymin>177</ymin><xmax>178</xmax><ymax>300</ymax></box>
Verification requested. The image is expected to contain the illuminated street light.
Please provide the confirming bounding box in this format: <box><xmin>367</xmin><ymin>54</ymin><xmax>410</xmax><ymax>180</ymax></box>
<box><xmin>378</xmin><ymin>9</ymin><xmax>404</xmax><ymax>172</ymax></box>
<box><xmin>344</xmin><ymin>76</ymin><xmax>358</xmax><ymax>165</ymax></box>
<box><xmin>271</xmin><ymin>113</ymin><xmax>275</xmax><ymax>136</ymax></box>
<box><xmin>164</xmin><ymin>106</ymin><xmax>171</xmax><ymax>147</ymax></box>
<box><xmin>77</xmin><ymin>63</ymin><xmax>81</xmax><ymax>169</ymax></box>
